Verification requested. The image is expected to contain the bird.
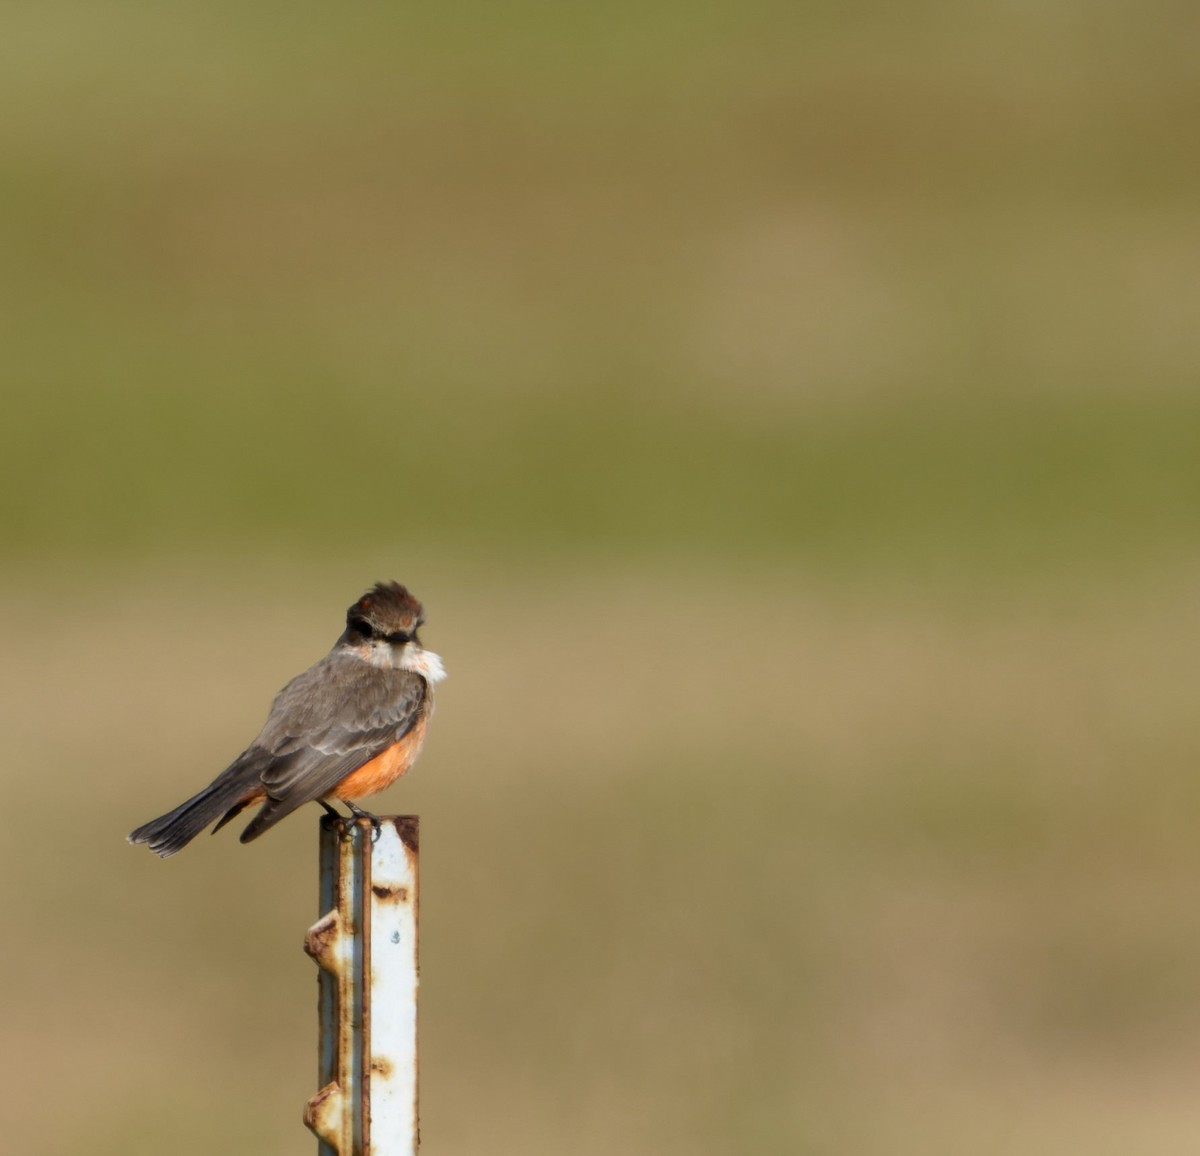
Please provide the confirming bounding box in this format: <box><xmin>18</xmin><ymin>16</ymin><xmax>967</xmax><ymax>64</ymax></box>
<box><xmin>128</xmin><ymin>581</ymin><xmax>445</xmax><ymax>857</ymax></box>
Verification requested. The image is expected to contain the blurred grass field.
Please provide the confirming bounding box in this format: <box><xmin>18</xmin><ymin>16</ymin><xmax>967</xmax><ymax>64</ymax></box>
<box><xmin>3</xmin><ymin>2</ymin><xmax>1200</xmax><ymax>1153</ymax></box>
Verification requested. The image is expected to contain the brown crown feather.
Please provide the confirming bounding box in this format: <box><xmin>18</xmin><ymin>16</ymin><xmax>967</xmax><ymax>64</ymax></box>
<box><xmin>347</xmin><ymin>581</ymin><xmax>425</xmax><ymax>634</ymax></box>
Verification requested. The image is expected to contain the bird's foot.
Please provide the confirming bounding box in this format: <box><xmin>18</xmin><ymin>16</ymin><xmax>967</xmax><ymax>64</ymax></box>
<box><xmin>344</xmin><ymin>800</ymin><xmax>383</xmax><ymax>840</ymax></box>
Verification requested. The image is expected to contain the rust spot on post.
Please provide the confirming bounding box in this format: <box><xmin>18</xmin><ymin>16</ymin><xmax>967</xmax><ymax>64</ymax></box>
<box><xmin>304</xmin><ymin>910</ymin><xmax>343</xmax><ymax>973</ymax></box>
<box><xmin>304</xmin><ymin>1080</ymin><xmax>344</xmax><ymax>1145</ymax></box>
<box><xmin>371</xmin><ymin>883</ymin><xmax>409</xmax><ymax>903</ymax></box>
<box><xmin>394</xmin><ymin>814</ymin><xmax>419</xmax><ymax>852</ymax></box>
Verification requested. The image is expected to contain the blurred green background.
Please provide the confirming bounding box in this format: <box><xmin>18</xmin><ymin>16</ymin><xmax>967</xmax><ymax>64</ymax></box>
<box><xmin>3</xmin><ymin>2</ymin><xmax>1200</xmax><ymax>1152</ymax></box>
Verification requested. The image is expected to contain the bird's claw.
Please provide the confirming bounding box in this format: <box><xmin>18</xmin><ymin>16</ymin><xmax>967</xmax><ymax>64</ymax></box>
<box><xmin>344</xmin><ymin>801</ymin><xmax>383</xmax><ymax>840</ymax></box>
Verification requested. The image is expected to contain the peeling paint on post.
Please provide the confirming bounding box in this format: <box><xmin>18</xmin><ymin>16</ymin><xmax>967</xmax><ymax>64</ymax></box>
<box><xmin>304</xmin><ymin>816</ymin><xmax>419</xmax><ymax>1155</ymax></box>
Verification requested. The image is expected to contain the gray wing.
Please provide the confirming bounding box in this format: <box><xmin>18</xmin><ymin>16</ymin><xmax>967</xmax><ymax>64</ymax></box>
<box><xmin>239</xmin><ymin>652</ymin><xmax>427</xmax><ymax>839</ymax></box>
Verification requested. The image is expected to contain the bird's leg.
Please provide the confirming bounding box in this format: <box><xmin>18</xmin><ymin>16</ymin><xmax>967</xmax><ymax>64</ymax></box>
<box><xmin>318</xmin><ymin>800</ymin><xmax>343</xmax><ymax>819</ymax></box>
<box><xmin>343</xmin><ymin>799</ymin><xmax>383</xmax><ymax>839</ymax></box>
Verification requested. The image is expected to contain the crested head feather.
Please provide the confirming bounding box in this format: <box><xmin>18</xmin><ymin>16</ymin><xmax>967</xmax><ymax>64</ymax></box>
<box><xmin>347</xmin><ymin>581</ymin><xmax>425</xmax><ymax>636</ymax></box>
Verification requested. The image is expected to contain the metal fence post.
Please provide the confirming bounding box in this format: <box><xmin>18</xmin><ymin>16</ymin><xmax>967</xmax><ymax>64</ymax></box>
<box><xmin>303</xmin><ymin>816</ymin><xmax>420</xmax><ymax>1155</ymax></box>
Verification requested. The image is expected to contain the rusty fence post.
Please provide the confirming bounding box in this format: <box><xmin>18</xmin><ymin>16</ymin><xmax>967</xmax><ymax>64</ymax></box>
<box><xmin>303</xmin><ymin>816</ymin><xmax>420</xmax><ymax>1155</ymax></box>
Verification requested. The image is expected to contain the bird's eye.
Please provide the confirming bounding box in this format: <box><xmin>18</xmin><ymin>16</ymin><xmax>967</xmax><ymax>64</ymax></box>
<box><xmin>349</xmin><ymin>617</ymin><xmax>375</xmax><ymax>637</ymax></box>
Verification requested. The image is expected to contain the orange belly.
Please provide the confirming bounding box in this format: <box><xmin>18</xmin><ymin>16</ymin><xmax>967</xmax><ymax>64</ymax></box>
<box><xmin>329</xmin><ymin>716</ymin><xmax>428</xmax><ymax>801</ymax></box>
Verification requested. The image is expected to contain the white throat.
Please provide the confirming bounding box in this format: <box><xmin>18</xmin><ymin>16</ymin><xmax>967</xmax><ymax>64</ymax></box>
<box><xmin>353</xmin><ymin>638</ymin><xmax>446</xmax><ymax>682</ymax></box>
<box><xmin>404</xmin><ymin>646</ymin><xmax>446</xmax><ymax>683</ymax></box>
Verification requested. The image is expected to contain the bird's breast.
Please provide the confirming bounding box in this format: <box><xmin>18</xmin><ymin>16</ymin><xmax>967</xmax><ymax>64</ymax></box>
<box><xmin>328</xmin><ymin>715</ymin><xmax>430</xmax><ymax>801</ymax></box>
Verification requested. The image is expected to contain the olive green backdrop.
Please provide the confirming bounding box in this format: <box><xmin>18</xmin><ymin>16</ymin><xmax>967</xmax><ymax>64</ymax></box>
<box><xmin>3</xmin><ymin>3</ymin><xmax>1200</xmax><ymax>1153</ymax></box>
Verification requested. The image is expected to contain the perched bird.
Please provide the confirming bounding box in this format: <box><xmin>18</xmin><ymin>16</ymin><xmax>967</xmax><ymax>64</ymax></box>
<box><xmin>128</xmin><ymin>581</ymin><xmax>445</xmax><ymax>857</ymax></box>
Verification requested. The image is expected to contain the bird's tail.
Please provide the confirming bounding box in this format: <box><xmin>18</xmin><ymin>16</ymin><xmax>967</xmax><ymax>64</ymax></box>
<box><xmin>127</xmin><ymin>776</ymin><xmax>252</xmax><ymax>858</ymax></box>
